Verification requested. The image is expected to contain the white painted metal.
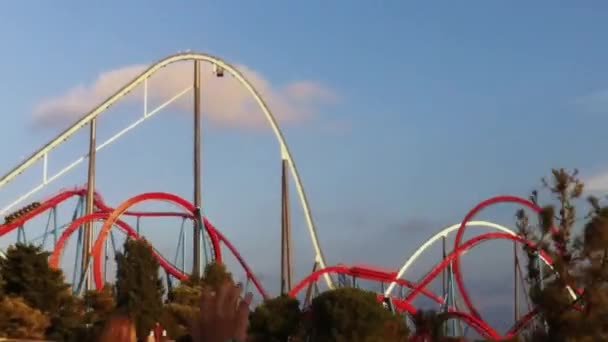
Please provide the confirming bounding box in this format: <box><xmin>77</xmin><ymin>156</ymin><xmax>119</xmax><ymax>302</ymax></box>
<box><xmin>384</xmin><ymin>220</ymin><xmax>575</xmax><ymax>300</ymax></box>
<box><xmin>0</xmin><ymin>52</ymin><xmax>334</xmax><ymax>288</ymax></box>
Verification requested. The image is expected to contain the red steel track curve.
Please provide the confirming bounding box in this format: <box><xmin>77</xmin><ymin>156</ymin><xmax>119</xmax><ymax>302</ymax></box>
<box><xmin>48</xmin><ymin>212</ymin><xmax>186</xmax><ymax>281</ymax></box>
<box><xmin>402</xmin><ymin>231</ymin><xmax>553</xmax><ymax>339</ymax></box>
<box><xmin>0</xmin><ymin>188</ymin><xmax>191</xmax><ymax>236</ymax></box>
<box><xmin>0</xmin><ymin>189</ymin><xmax>579</xmax><ymax>339</ymax></box>
<box><xmin>288</xmin><ymin>264</ymin><xmax>502</xmax><ymax>340</ymax></box>
<box><xmin>88</xmin><ymin>192</ymin><xmax>222</xmax><ymax>267</ymax></box>
<box><xmin>288</xmin><ymin>264</ymin><xmax>443</xmax><ymax>304</ymax></box>
<box><xmin>451</xmin><ymin>196</ymin><xmax>564</xmax><ymax>333</ymax></box>
<box><xmin>0</xmin><ymin>189</ymin><xmax>268</xmax><ymax>300</ymax></box>
<box><xmin>89</xmin><ymin>192</ymin><xmax>269</xmax><ymax>300</ymax></box>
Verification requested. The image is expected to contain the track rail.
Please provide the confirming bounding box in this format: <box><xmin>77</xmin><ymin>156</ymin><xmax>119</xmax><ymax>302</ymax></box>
<box><xmin>0</xmin><ymin>188</ymin><xmax>268</xmax><ymax>299</ymax></box>
<box><xmin>0</xmin><ymin>52</ymin><xmax>331</xmax><ymax>288</ymax></box>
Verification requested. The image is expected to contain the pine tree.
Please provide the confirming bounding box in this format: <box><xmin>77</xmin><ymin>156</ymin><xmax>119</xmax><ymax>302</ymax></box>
<box><xmin>115</xmin><ymin>238</ymin><xmax>165</xmax><ymax>338</ymax></box>
<box><xmin>517</xmin><ymin>168</ymin><xmax>608</xmax><ymax>340</ymax></box>
<box><xmin>0</xmin><ymin>243</ymin><xmax>83</xmax><ymax>340</ymax></box>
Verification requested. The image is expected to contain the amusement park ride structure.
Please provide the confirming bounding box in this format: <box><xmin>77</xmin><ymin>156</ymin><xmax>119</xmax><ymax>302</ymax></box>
<box><xmin>0</xmin><ymin>52</ymin><xmax>578</xmax><ymax>339</ymax></box>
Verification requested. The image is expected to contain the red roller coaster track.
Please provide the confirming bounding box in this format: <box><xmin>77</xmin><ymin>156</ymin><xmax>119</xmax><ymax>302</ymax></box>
<box><xmin>0</xmin><ymin>190</ymin><xmax>577</xmax><ymax>340</ymax></box>
<box><xmin>0</xmin><ymin>188</ymin><xmax>268</xmax><ymax>299</ymax></box>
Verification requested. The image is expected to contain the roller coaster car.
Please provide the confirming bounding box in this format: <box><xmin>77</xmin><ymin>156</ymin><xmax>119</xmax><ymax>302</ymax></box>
<box><xmin>213</xmin><ymin>64</ymin><xmax>224</xmax><ymax>77</ymax></box>
<box><xmin>25</xmin><ymin>202</ymin><xmax>40</xmax><ymax>211</ymax></box>
<box><xmin>3</xmin><ymin>201</ymin><xmax>42</xmax><ymax>224</ymax></box>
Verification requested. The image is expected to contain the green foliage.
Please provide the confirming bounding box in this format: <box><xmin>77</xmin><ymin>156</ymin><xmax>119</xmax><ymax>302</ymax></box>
<box><xmin>115</xmin><ymin>238</ymin><xmax>165</xmax><ymax>338</ymax></box>
<box><xmin>84</xmin><ymin>284</ymin><xmax>116</xmax><ymax>321</ymax></box>
<box><xmin>163</xmin><ymin>262</ymin><xmax>235</xmax><ymax>339</ymax></box>
<box><xmin>164</xmin><ymin>279</ymin><xmax>203</xmax><ymax>338</ymax></box>
<box><xmin>410</xmin><ymin>309</ymin><xmax>446</xmax><ymax>340</ymax></box>
<box><xmin>0</xmin><ymin>243</ymin><xmax>83</xmax><ymax>340</ymax></box>
<box><xmin>306</xmin><ymin>287</ymin><xmax>409</xmax><ymax>342</ymax></box>
<box><xmin>516</xmin><ymin>169</ymin><xmax>608</xmax><ymax>341</ymax></box>
<box><xmin>201</xmin><ymin>262</ymin><xmax>234</xmax><ymax>290</ymax></box>
<box><xmin>249</xmin><ymin>295</ymin><xmax>301</xmax><ymax>341</ymax></box>
<box><xmin>78</xmin><ymin>285</ymin><xmax>116</xmax><ymax>340</ymax></box>
<box><xmin>0</xmin><ymin>296</ymin><xmax>49</xmax><ymax>339</ymax></box>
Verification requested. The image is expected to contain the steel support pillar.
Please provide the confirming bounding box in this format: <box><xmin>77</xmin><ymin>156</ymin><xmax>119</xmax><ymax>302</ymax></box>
<box><xmin>445</xmin><ymin>263</ymin><xmax>458</xmax><ymax>337</ymax></box>
<box><xmin>193</xmin><ymin>60</ymin><xmax>202</xmax><ymax>277</ymax></box>
<box><xmin>442</xmin><ymin>236</ymin><xmax>447</xmax><ymax>302</ymax></box>
<box><xmin>514</xmin><ymin>241</ymin><xmax>519</xmax><ymax>323</ymax></box>
<box><xmin>83</xmin><ymin>118</ymin><xmax>97</xmax><ymax>292</ymax></box>
<box><xmin>304</xmin><ymin>261</ymin><xmax>319</xmax><ymax>307</ymax></box>
<box><xmin>280</xmin><ymin>159</ymin><xmax>293</xmax><ymax>294</ymax></box>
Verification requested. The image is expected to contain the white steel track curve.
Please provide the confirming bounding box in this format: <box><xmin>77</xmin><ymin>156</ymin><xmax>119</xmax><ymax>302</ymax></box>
<box><xmin>383</xmin><ymin>220</ymin><xmax>550</xmax><ymax>298</ymax></box>
<box><xmin>0</xmin><ymin>52</ymin><xmax>335</xmax><ymax>288</ymax></box>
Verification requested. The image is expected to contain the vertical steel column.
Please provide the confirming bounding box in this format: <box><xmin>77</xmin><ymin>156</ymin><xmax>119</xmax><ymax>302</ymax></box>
<box><xmin>513</xmin><ymin>241</ymin><xmax>519</xmax><ymax>323</ymax></box>
<box><xmin>446</xmin><ymin>264</ymin><xmax>457</xmax><ymax>337</ymax></box>
<box><xmin>442</xmin><ymin>236</ymin><xmax>448</xmax><ymax>336</ymax></box>
<box><xmin>192</xmin><ymin>60</ymin><xmax>202</xmax><ymax>278</ymax></box>
<box><xmin>52</xmin><ymin>207</ymin><xmax>58</xmax><ymax>245</ymax></box>
<box><xmin>83</xmin><ymin>118</ymin><xmax>97</xmax><ymax>292</ymax></box>
<box><xmin>442</xmin><ymin>236</ymin><xmax>447</xmax><ymax>301</ymax></box>
<box><xmin>280</xmin><ymin>159</ymin><xmax>293</xmax><ymax>294</ymax></box>
<box><xmin>304</xmin><ymin>261</ymin><xmax>319</xmax><ymax>307</ymax></box>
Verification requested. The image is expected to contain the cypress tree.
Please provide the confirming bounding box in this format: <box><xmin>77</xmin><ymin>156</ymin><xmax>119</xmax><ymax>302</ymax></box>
<box><xmin>115</xmin><ymin>238</ymin><xmax>165</xmax><ymax>338</ymax></box>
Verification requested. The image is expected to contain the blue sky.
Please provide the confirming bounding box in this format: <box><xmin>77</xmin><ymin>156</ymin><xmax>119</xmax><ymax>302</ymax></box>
<box><xmin>1</xmin><ymin>0</ymin><xmax>608</xmax><ymax>333</ymax></box>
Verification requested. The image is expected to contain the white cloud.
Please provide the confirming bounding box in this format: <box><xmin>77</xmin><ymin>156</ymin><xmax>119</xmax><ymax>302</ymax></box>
<box><xmin>585</xmin><ymin>170</ymin><xmax>608</xmax><ymax>192</ymax></box>
<box><xmin>574</xmin><ymin>88</ymin><xmax>608</xmax><ymax>114</ymax></box>
<box><xmin>32</xmin><ymin>60</ymin><xmax>337</xmax><ymax>128</ymax></box>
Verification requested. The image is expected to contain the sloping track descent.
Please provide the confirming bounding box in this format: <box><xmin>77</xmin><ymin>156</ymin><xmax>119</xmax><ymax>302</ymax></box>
<box><xmin>0</xmin><ymin>52</ymin><xmax>333</xmax><ymax>288</ymax></box>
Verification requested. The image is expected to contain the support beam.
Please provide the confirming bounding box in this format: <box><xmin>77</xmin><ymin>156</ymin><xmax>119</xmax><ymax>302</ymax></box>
<box><xmin>442</xmin><ymin>236</ymin><xmax>447</xmax><ymax>301</ymax></box>
<box><xmin>193</xmin><ymin>60</ymin><xmax>202</xmax><ymax>278</ymax></box>
<box><xmin>280</xmin><ymin>159</ymin><xmax>293</xmax><ymax>294</ymax></box>
<box><xmin>83</xmin><ymin>118</ymin><xmax>97</xmax><ymax>292</ymax></box>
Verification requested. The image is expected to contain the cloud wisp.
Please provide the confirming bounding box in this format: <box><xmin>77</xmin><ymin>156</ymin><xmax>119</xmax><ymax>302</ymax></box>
<box><xmin>574</xmin><ymin>88</ymin><xmax>608</xmax><ymax>114</ymax></box>
<box><xmin>32</xmin><ymin>60</ymin><xmax>338</xmax><ymax>129</ymax></box>
<box><xmin>584</xmin><ymin>170</ymin><xmax>608</xmax><ymax>192</ymax></box>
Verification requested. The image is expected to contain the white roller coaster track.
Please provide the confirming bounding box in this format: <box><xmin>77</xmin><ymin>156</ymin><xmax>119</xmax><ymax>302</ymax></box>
<box><xmin>384</xmin><ymin>220</ymin><xmax>576</xmax><ymax>300</ymax></box>
<box><xmin>0</xmin><ymin>52</ymin><xmax>335</xmax><ymax>289</ymax></box>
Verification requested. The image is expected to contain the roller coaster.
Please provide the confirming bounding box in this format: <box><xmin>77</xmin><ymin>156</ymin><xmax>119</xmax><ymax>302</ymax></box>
<box><xmin>0</xmin><ymin>52</ymin><xmax>571</xmax><ymax>340</ymax></box>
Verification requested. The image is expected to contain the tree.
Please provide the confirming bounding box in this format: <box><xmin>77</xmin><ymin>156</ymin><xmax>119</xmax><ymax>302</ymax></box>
<box><xmin>0</xmin><ymin>243</ymin><xmax>83</xmax><ymax>340</ymax></box>
<box><xmin>115</xmin><ymin>238</ymin><xmax>165</xmax><ymax>338</ymax></box>
<box><xmin>0</xmin><ymin>296</ymin><xmax>49</xmax><ymax>339</ymax></box>
<box><xmin>306</xmin><ymin>287</ymin><xmax>409</xmax><ymax>341</ymax></box>
<box><xmin>78</xmin><ymin>285</ymin><xmax>116</xmax><ymax>340</ymax></box>
<box><xmin>248</xmin><ymin>295</ymin><xmax>301</xmax><ymax>341</ymax></box>
<box><xmin>409</xmin><ymin>309</ymin><xmax>444</xmax><ymax>341</ymax></box>
<box><xmin>516</xmin><ymin>168</ymin><xmax>608</xmax><ymax>341</ymax></box>
<box><xmin>164</xmin><ymin>279</ymin><xmax>204</xmax><ymax>339</ymax></box>
<box><xmin>84</xmin><ymin>284</ymin><xmax>116</xmax><ymax>322</ymax></box>
<box><xmin>201</xmin><ymin>262</ymin><xmax>234</xmax><ymax>290</ymax></box>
